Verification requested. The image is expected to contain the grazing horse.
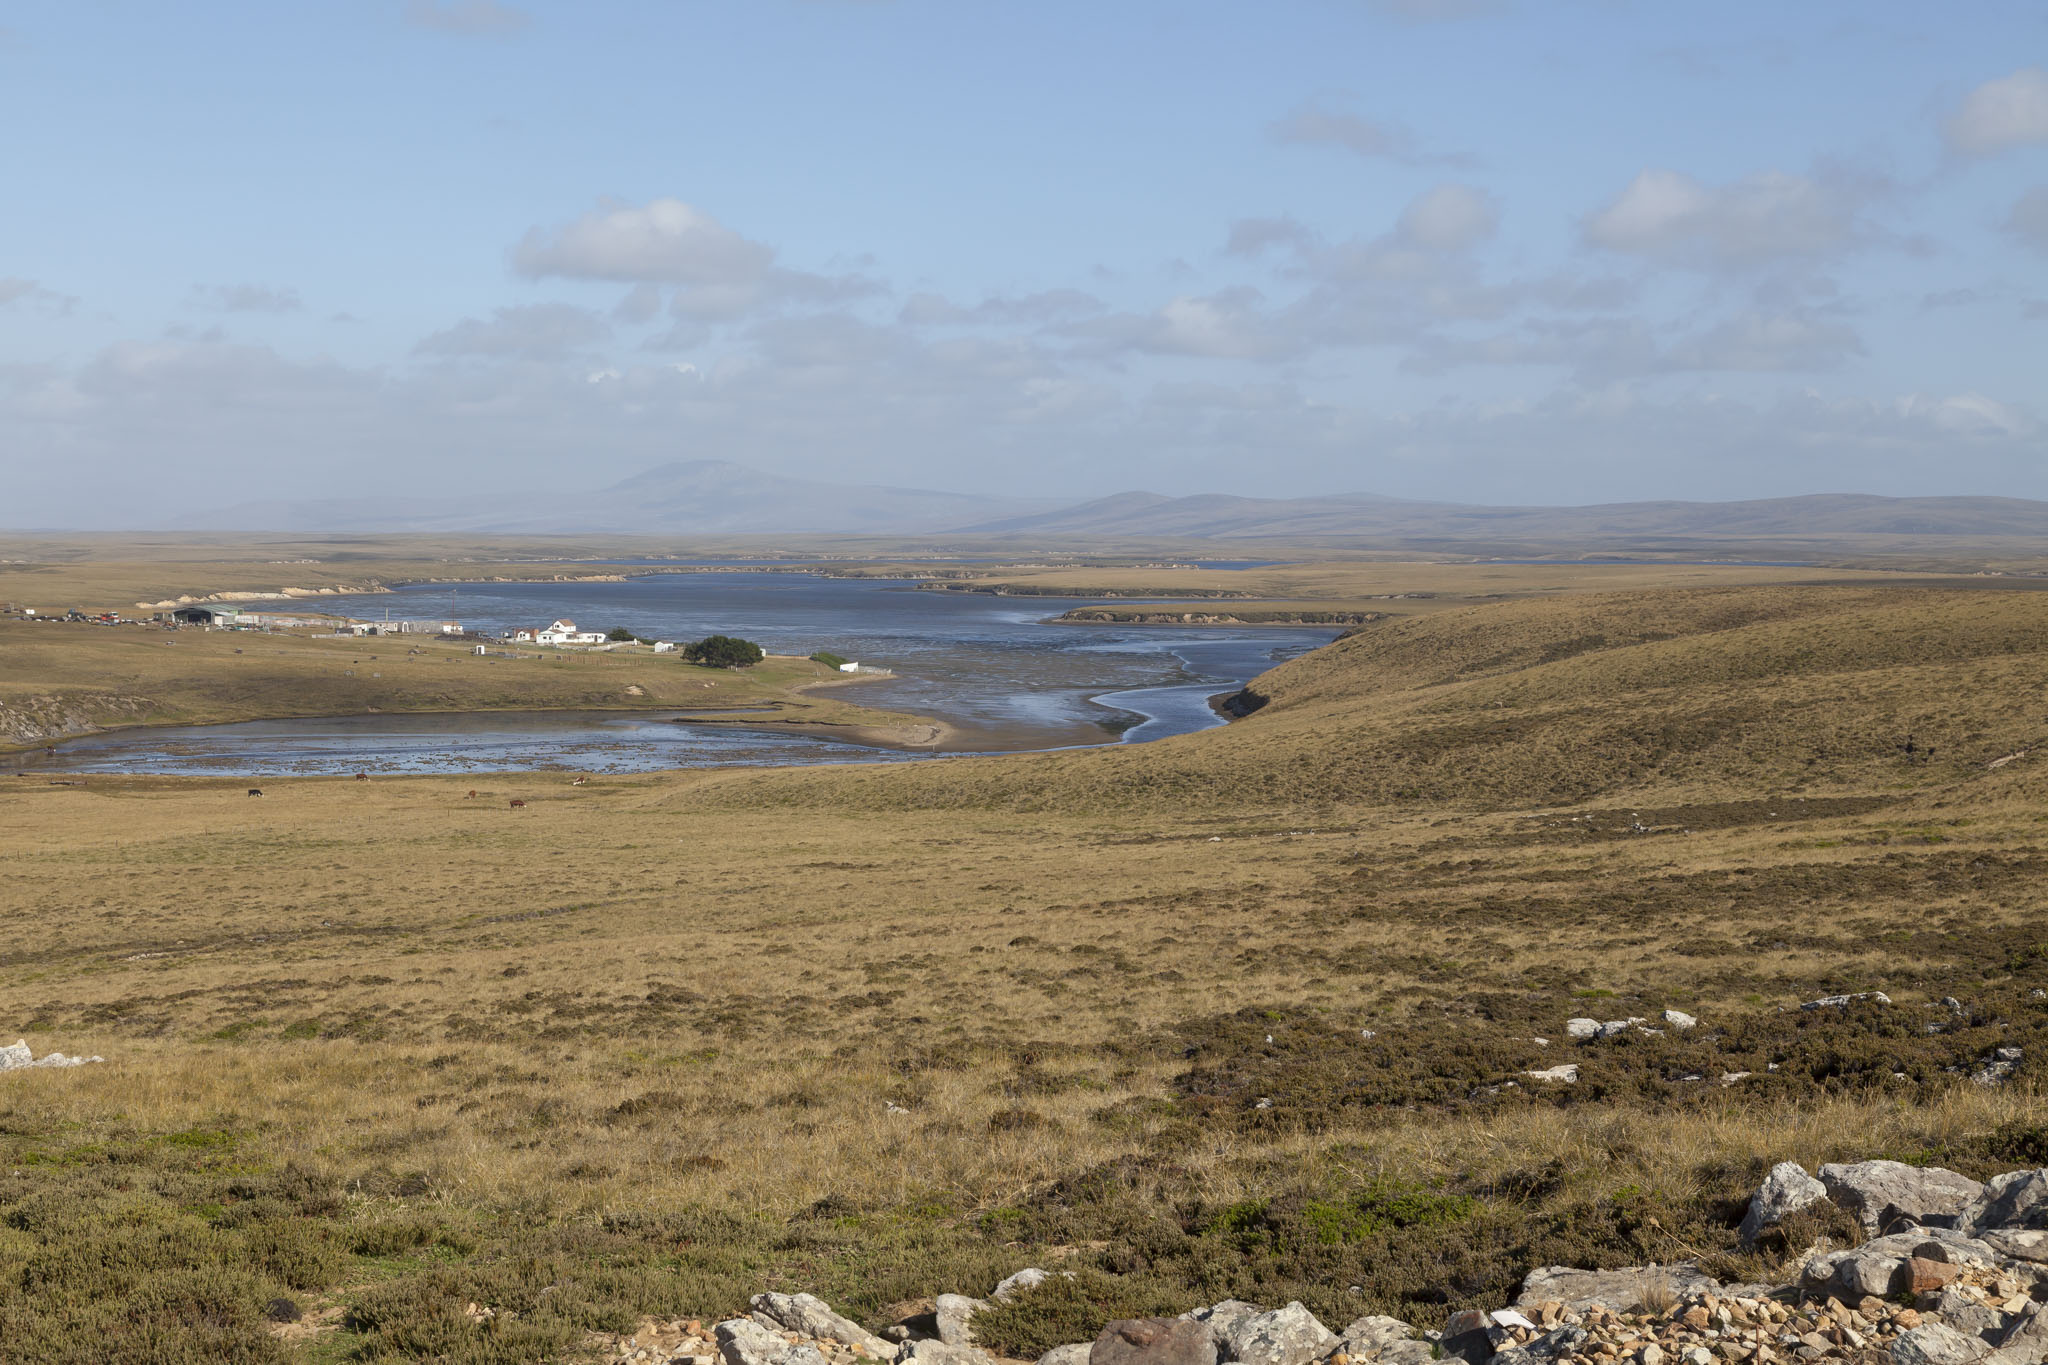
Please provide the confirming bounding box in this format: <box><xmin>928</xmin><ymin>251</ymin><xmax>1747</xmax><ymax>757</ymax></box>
<box><xmin>353</xmin><ymin>772</ymin><xmax>368</xmax><ymax>782</ymax></box>
<box><xmin>466</xmin><ymin>789</ymin><xmax>478</xmax><ymax>799</ymax></box>
<box><xmin>570</xmin><ymin>776</ymin><xmax>588</xmax><ymax>786</ymax></box>
<box><xmin>508</xmin><ymin>798</ymin><xmax>526</xmax><ymax>809</ymax></box>
<box><xmin>247</xmin><ymin>788</ymin><xmax>264</xmax><ymax>797</ymax></box>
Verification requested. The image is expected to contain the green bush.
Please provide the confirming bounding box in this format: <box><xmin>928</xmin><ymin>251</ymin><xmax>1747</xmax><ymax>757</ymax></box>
<box><xmin>685</xmin><ymin>635</ymin><xmax>765</xmax><ymax>668</ymax></box>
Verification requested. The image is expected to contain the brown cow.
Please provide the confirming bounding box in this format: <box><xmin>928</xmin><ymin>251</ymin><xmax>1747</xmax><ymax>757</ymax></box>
<box><xmin>466</xmin><ymin>789</ymin><xmax>478</xmax><ymax>799</ymax></box>
<box><xmin>570</xmin><ymin>776</ymin><xmax>588</xmax><ymax>786</ymax></box>
<box><xmin>353</xmin><ymin>772</ymin><xmax>368</xmax><ymax>782</ymax></box>
<box><xmin>509</xmin><ymin>798</ymin><xmax>526</xmax><ymax>809</ymax></box>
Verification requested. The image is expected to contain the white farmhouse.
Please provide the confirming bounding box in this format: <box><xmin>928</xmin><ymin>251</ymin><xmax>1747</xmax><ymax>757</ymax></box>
<box><xmin>652</xmin><ymin>640</ymin><xmax>676</xmax><ymax>653</ymax></box>
<box><xmin>534</xmin><ymin>618</ymin><xmax>607</xmax><ymax>646</ymax></box>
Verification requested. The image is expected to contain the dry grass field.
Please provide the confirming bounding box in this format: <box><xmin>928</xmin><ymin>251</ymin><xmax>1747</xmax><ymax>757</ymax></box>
<box><xmin>4</xmin><ymin>581</ymin><xmax>2048</xmax><ymax>1362</ymax></box>
<box><xmin>0</xmin><ymin>621</ymin><xmax>939</xmax><ymax>755</ymax></box>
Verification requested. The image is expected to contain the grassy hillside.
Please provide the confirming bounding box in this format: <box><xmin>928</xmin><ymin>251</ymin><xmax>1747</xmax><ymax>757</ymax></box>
<box><xmin>685</xmin><ymin>585</ymin><xmax>2046</xmax><ymax>814</ymax></box>
<box><xmin>0</xmin><ymin>621</ymin><xmax>939</xmax><ymax>753</ymax></box>
<box><xmin>3</xmin><ymin>583</ymin><xmax>2046</xmax><ymax>1362</ymax></box>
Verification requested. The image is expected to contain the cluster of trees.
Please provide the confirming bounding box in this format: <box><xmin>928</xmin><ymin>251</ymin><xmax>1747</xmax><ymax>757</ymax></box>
<box><xmin>597</xmin><ymin>627</ymin><xmax>768</xmax><ymax>668</ymax></box>
<box><xmin>683</xmin><ymin>635</ymin><xmax>764</xmax><ymax>668</ymax></box>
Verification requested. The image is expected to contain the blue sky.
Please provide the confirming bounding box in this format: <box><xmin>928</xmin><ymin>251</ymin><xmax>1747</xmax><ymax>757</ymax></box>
<box><xmin>2</xmin><ymin>1</ymin><xmax>2045</xmax><ymax>523</ymax></box>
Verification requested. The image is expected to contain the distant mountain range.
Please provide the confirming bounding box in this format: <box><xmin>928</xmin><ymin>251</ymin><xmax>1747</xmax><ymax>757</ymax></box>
<box><xmin>183</xmin><ymin>461</ymin><xmax>1061</xmax><ymax>535</ymax></box>
<box><xmin>182</xmin><ymin>460</ymin><xmax>2048</xmax><ymax>545</ymax></box>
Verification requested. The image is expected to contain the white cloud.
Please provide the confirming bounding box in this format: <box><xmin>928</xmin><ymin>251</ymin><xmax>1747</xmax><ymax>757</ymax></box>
<box><xmin>196</xmin><ymin>283</ymin><xmax>303</xmax><ymax>314</ymax></box>
<box><xmin>1366</xmin><ymin>0</ymin><xmax>1507</xmax><ymax>22</ymax></box>
<box><xmin>1583</xmin><ymin>168</ymin><xmax>1858</xmax><ymax>266</ymax></box>
<box><xmin>897</xmin><ymin>288</ymin><xmax>1103</xmax><ymax>327</ymax></box>
<box><xmin>1897</xmin><ymin>391</ymin><xmax>2034</xmax><ymax>437</ymax></box>
<box><xmin>1945</xmin><ymin>68</ymin><xmax>2048</xmax><ymax>157</ymax></box>
<box><xmin>1663</xmin><ymin>310</ymin><xmax>1863</xmax><ymax>373</ymax></box>
<box><xmin>2008</xmin><ymin>186</ymin><xmax>2048</xmax><ymax>255</ymax></box>
<box><xmin>515</xmin><ymin>198</ymin><xmax>775</xmax><ymax>285</ymax></box>
<box><xmin>1397</xmin><ymin>184</ymin><xmax>1499</xmax><ymax>251</ymax></box>
<box><xmin>515</xmin><ymin>198</ymin><xmax>876</xmax><ymax>322</ymax></box>
<box><xmin>613</xmin><ymin>283</ymin><xmax>663</xmax><ymax>324</ymax></box>
<box><xmin>0</xmin><ymin>277</ymin><xmax>75</xmax><ymax>313</ymax></box>
<box><xmin>1068</xmin><ymin>288</ymin><xmax>1291</xmax><ymax>360</ymax></box>
<box><xmin>405</xmin><ymin>0</ymin><xmax>530</xmax><ymax>35</ymax></box>
<box><xmin>416</xmin><ymin>303</ymin><xmax>608</xmax><ymax>357</ymax></box>
<box><xmin>1225</xmin><ymin>217</ymin><xmax>1317</xmax><ymax>258</ymax></box>
<box><xmin>1270</xmin><ymin>101</ymin><xmax>1420</xmax><ymax>162</ymax></box>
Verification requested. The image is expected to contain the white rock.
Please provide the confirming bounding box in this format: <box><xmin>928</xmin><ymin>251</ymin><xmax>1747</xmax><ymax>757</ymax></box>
<box><xmin>1816</xmin><ymin>1159</ymin><xmax>1983</xmax><ymax>1234</ymax></box>
<box><xmin>1890</xmin><ymin>1322</ymin><xmax>1993</xmax><ymax>1365</ymax></box>
<box><xmin>993</xmin><ymin>1269</ymin><xmax>1049</xmax><ymax>1303</ymax></box>
<box><xmin>1800</xmin><ymin>991</ymin><xmax>1891</xmax><ymax>1010</ymax></box>
<box><xmin>1565</xmin><ymin>1018</ymin><xmax>1599</xmax><ymax>1040</ymax></box>
<box><xmin>750</xmin><ymin>1293</ymin><xmax>893</xmax><ymax>1358</ymax></box>
<box><xmin>1221</xmin><ymin>1303</ymin><xmax>1336</xmax><ymax>1365</ymax></box>
<box><xmin>1524</xmin><ymin>1064</ymin><xmax>1578</xmax><ymax>1083</ymax></box>
<box><xmin>1738</xmin><ymin>1161</ymin><xmax>1826</xmax><ymax>1247</ymax></box>
<box><xmin>717</xmin><ymin>1319</ymin><xmax>833</xmax><ymax>1365</ymax></box>
<box><xmin>1662</xmin><ymin>1009</ymin><xmax>1696</xmax><ymax>1030</ymax></box>
<box><xmin>934</xmin><ymin>1295</ymin><xmax>987</xmax><ymax>1348</ymax></box>
<box><xmin>0</xmin><ymin>1040</ymin><xmax>32</xmax><ymax>1071</ymax></box>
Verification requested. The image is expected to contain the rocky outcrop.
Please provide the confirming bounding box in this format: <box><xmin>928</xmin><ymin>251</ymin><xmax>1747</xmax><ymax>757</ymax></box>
<box><xmin>1218</xmin><ymin>1303</ymin><xmax>1337</xmax><ymax>1365</ymax></box>
<box><xmin>1819</xmin><ymin>1161</ymin><xmax>1983</xmax><ymax>1234</ymax></box>
<box><xmin>717</xmin><ymin>1318</ymin><xmax>834</xmax><ymax>1365</ymax></box>
<box><xmin>601</xmin><ymin>1166</ymin><xmax>2048</xmax><ymax>1365</ymax></box>
<box><xmin>1516</xmin><ymin>1265</ymin><xmax>1720</xmax><ymax>1313</ymax></box>
<box><xmin>1738</xmin><ymin>1161</ymin><xmax>1827</xmax><ymax>1246</ymax></box>
<box><xmin>0</xmin><ymin>1039</ymin><xmax>103</xmax><ymax>1071</ymax></box>
<box><xmin>1093</xmin><ymin>1318</ymin><xmax>1218</xmax><ymax>1365</ymax></box>
<box><xmin>933</xmin><ymin>1295</ymin><xmax>987</xmax><ymax>1347</ymax></box>
<box><xmin>752</xmin><ymin>1294</ymin><xmax>894</xmax><ymax>1357</ymax></box>
<box><xmin>0</xmin><ymin>692</ymin><xmax>156</xmax><ymax>748</ymax></box>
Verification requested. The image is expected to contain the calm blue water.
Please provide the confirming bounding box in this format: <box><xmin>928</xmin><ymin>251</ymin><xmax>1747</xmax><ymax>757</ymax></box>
<box><xmin>43</xmin><ymin>571</ymin><xmax>1337</xmax><ymax>775</ymax></box>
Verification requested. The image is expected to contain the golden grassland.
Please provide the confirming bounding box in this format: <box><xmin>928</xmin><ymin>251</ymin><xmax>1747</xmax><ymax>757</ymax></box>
<box><xmin>5</xmin><ymin>580</ymin><xmax>2048</xmax><ymax>1361</ymax></box>
<box><xmin>0</xmin><ymin>621</ymin><xmax>941</xmax><ymax>755</ymax></box>
<box><xmin>6</xmin><ymin>530</ymin><xmax>2046</xmax><ymax>618</ymax></box>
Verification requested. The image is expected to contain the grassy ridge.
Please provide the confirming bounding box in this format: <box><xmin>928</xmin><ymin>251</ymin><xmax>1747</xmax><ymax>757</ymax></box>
<box><xmin>3</xmin><ymin>582</ymin><xmax>2048</xmax><ymax>1361</ymax></box>
<box><xmin>0</xmin><ymin>620</ymin><xmax>934</xmax><ymax>752</ymax></box>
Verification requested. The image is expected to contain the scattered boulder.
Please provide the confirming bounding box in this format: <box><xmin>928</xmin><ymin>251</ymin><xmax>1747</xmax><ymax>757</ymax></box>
<box><xmin>1819</xmin><ymin>1160</ymin><xmax>1984</xmax><ymax>1235</ymax></box>
<box><xmin>1185</xmin><ymin>1303</ymin><xmax>1263</xmax><ymax>1339</ymax></box>
<box><xmin>1217</xmin><ymin>1302</ymin><xmax>1335</xmax><ymax>1365</ymax></box>
<box><xmin>1515</xmin><ymin>1265</ymin><xmax>1719</xmax><ymax>1313</ymax></box>
<box><xmin>717</xmin><ymin>1318</ymin><xmax>833</xmax><ymax>1365</ymax></box>
<box><xmin>1038</xmin><ymin>1348</ymin><xmax>1092</xmax><ymax>1365</ymax></box>
<box><xmin>751</xmin><ymin>1294</ymin><xmax>893</xmax><ymax>1357</ymax></box>
<box><xmin>1524</xmin><ymin>1064</ymin><xmax>1578</xmax><ymax>1084</ymax></box>
<box><xmin>994</xmin><ymin>1269</ymin><xmax>1049</xmax><ymax>1303</ymax></box>
<box><xmin>1738</xmin><ymin>1161</ymin><xmax>1827</xmax><ymax>1247</ymax></box>
<box><xmin>1564</xmin><ymin>1019</ymin><xmax>1599</xmax><ymax>1040</ymax></box>
<box><xmin>1993</xmin><ymin>1304</ymin><xmax>2048</xmax><ymax>1363</ymax></box>
<box><xmin>1596</xmin><ymin>1018</ymin><xmax>1647</xmax><ymax>1039</ymax></box>
<box><xmin>1890</xmin><ymin>1321</ymin><xmax>1995</xmax><ymax>1365</ymax></box>
<box><xmin>899</xmin><ymin>1343</ymin><xmax>994</xmax><ymax>1365</ymax></box>
<box><xmin>1661</xmin><ymin>1010</ymin><xmax>1696</xmax><ymax>1030</ymax></box>
<box><xmin>1092</xmin><ymin>1318</ymin><xmax>1217</xmax><ymax>1365</ymax></box>
<box><xmin>1800</xmin><ymin>991</ymin><xmax>1891</xmax><ymax>1010</ymax></box>
<box><xmin>1959</xmin><ymin>1172</ymin><xmax>2048</xmax><ymax>1236</ymax></box>
<box><xmin>934</xmin><ymin>1296</ymin><xmax>987</xmax><ymax>1348</ymax></box>
<box><xmin>1438</xmin><ymin>1309</ymin><xmax>1493</xmax><ymax>1364</ymax></box>
<box><xmin>1333</xmin><ymin>1315</ymin><xmax>1424</xmax><ymax>1361</ymax></box>
<box><xmin>0</xmin><ymin>1039</ymin><xmax>102</xmax><ymax>1072</ymax></box>
<box><xmin>1976</xmin><ymin>1048</ymin><xmax>2024</xmax><ymax>1087</ymax></box>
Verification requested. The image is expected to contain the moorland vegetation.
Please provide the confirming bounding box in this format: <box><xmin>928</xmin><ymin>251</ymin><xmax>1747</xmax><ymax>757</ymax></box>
<box><xmin>3</xmin><ymin>579</ymin><xmax>2048</xmax><ymax>1362</ymax></box>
